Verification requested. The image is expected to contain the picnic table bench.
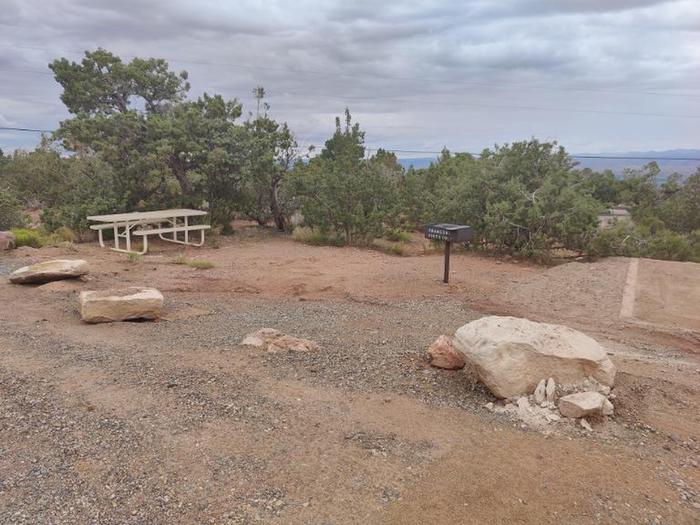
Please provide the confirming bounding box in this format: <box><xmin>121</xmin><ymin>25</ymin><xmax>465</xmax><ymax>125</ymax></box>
<box><xmin>87</xmin><ymin>209</ymin><xmax>210</xmax><ymax>254</ymax></box>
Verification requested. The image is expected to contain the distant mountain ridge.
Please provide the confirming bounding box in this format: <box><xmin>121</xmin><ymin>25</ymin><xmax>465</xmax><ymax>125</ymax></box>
<box><xmin>396</xmin><ymin>149</ymin><xmax>700</xmax><ymax>177</ymax></box>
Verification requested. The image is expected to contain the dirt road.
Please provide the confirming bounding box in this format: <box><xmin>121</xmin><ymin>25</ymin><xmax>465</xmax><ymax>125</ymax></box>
<box><xmin>0</xmin><ymin>230</ymin><xmax>698</xmax><ymax>524</ymax></box>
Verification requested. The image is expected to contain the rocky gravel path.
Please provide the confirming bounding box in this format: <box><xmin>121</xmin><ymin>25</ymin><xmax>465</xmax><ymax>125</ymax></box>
<box><xmin>1</xmin><ymin>293</ymin><xmax>698</xmax><ymax>523</ymax></box>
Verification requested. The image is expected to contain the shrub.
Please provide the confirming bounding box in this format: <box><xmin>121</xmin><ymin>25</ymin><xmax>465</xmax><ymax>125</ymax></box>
<box><xmin>11</xmin><ymin>228</ymin><xmax>46</xmax><ymax>248</ymax></box>
<box><xmin>171</xmin><ymin>255</ymin><xmax>215</xmax><ymax>269</ymax></box>
<box><xmin>54</xmin><ymin>226</ymin><xmax>77</xmax><ymax>243</ymax></box>
<box><xmin>0</xmin><ymin>189</ymin><xmax>27</xmax><ymax>230</ymax></box>
<box><xmin>385</xmin><ymin>229</ymin><xmax>413</xmax><ymax>243</ymax></box>
<box><xmin>186</xmin><ymin>259</ymin><xmax>215</xmax><ymax>269</ymax></box>
<box><xmin>292</xmin><ymin>226</ymin><xmax>345</xmax><ymax>246</ymax></box>
<box><xmin>389</xmin><ymin>244</ymin><xmax>405</xmax><ymax>256</ymax></box>
<box><xmin>588</xmin><ymin>222</ymin><xmax>700</xmax><ymax>262</ymax></box>
<box><xmin>126</xmin><ymin>252</ymin><xmax>142</xmax><ymax>263</ymax></box>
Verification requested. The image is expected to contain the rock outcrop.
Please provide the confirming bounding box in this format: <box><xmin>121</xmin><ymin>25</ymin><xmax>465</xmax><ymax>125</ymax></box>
<box><xmin>9</xmin><ymin>259</ymin><xmax>89</xmax><ymax>284</ymax></box>
<box><xmin>79</xmin><ymin>287</ymin><xmax>164</xmax><ymax>323</ymax></box>
<box><xmin>427</xmin><ymin>335</ymin><xmax>466</xmax><ymax>370</ymax></box>
<box><xmin>241</xmin><ymin>328</ymin><xmax>319</xmax><ymax>353</ymax></box>
<box><xmin>453</xmin><ymin>316</ymin><xmax>616</xmax><ymax>399</ymax></box>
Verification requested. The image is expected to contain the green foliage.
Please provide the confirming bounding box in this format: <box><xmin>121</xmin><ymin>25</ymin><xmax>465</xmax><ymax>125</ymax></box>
<box><xmin>186</xmin><ymin>259</ymin><xmax>215</xmax><ymax>270</ymax></box>
<box><xmin>170</xmin><ymin>255</ymin><xmax>215</xmax><ymax>268</ymax></box>
<box><xmin>588</xmin><ymin>222</ymin><xmax>700</xmax><ymax>262</ymax></box>
<box><xmin>292</xmin><ymin>226</ymin><xmax>345</xmax><ymax>246</ymax></box>
<box><xmin>54</xmin><ymin>226</ymin><xmax>77</xmax><ymax>243</ymax></box>
<box><xmin>239</xmin><ymin>98</ymin><xmax>298</xmax><ymax>230</ymax></box>
<box><xmin>408</xmin><ymin>140</ymin><xmax>602</xmax><ymax>256</ymax></box>
<box><xmin>1</xmin><ymin>48</ymin><xmax>698</xmax><ymax>265</ymax></box>
<box><xmin>126</xmin><ymin>252</ymin><xmax>142</xmax><ymax>264</ymax></box>
<box><xmin>11</xmin><ymin>228</ymin><xmax>47</xmax><ymax>248</ymax></box>
<box><xmin>385</xmin><ymin>229</ymin><xmax>413</xmax><ymax>243</ymax></box>
<box><xmin>0</xmin><ymin>144</ymin><xmax>68</xmax><ymax>207</ymax></box>
<box><xmin>0</xmin><ymin>188</ymin><xmax>27</xmax><ymax>230</ymax></box>
<box><xmin>50</xmin><ymin>50</ymin><xmax>245</xmax><ymax>229</ymax></box>
<box><xmin>49</xmin><ymin>48</ymin><xmax>189</xmax><ymax>115</ymax></box>
<box><xmin>288</xmin><ymin>111</ymin><xmax>403</xmax><ymax>244</ymax></box>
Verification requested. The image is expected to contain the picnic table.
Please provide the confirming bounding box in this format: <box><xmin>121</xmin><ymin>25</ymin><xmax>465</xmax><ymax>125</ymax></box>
<box><xmin>87</xmin><ymin>208</ymin><xmax>211</xmax><ymax>254</ymax></box>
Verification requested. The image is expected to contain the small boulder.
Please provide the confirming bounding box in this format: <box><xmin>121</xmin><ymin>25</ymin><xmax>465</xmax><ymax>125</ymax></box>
<box><xmin>558</xmin><ymin>391</ymin><xmax>609</xmax><ymax>418</ymax></box>
<box><xmin>10</xmin><ymin>259</ymin><xmax>89</xmax><ymax>284</ymax></box>
<box><xmin>545</xmin><ymin>378</ymin><xmax>556</xmax><ymax>402</ymax></box>
<box><xmin>79</xmin><ymin>287</ymin><xmax>163</xmax><ymax>323</ymax></box>
<box><xmin>602</xmin><ymin>398</ymin><xmax>615</xmax><ymax>416</ymax></box>
<box><xmin>580</xmin><ymin>418</ymin><xmax>593</xmax><ymax>432</ymax></box>
<box><xmin>240</xmin><ymin>328</ymin><xmax>319</xmax><ymax>353</ymax></box>
<box><xmin>0</xmin><ymin>231</ymin><xmax>16</xmax><ymax>250</ymax></box>
<box><xmin>453</xmin><ymin>316</ymin><xmax>616</xmax><ymax>399</ymax></box>
<box><xmin>241</xmin><ymin>328</ymin><xmax>283</xmax><ymax>347</ymax></box>
<box><xmin>533</xmin><ymin>379</ymin><xmax>546</xmax><ymax>404</ymax></box>
<box><xmin>427</xmin><ymin>335</ymin><xmax>466</xmax><ymax>370</ymax></box>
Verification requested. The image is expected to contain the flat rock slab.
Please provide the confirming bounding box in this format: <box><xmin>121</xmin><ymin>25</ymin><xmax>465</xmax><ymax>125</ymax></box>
<box><xmin>558</xmin><ymin>391</ymin><xmax>612</xmax><ymax>418</ymax></box>
<box><xmin>9</xmin><ymin>259</ymin><xmax>89</xmax><ymax>284</ymax></box>
<box><xmin>80</xmin><ymin>287</ymin><xmax>164</xmax><ymax>323</ymax></box>
<box><xmin>453</xmin><ymin>316</ymin><xmax>616</xmax><ymax>399</ymax></box>
<box><xmin>241</xmin><ymin>328</ymin><xmax>319</xmax><ymax>353</ymax></box>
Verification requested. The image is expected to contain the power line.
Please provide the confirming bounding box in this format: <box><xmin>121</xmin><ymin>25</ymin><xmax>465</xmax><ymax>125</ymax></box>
<box><xmin>3</xmin><ymin>128</ymin><xmax>699</xmax><ymax>162</ymax></box>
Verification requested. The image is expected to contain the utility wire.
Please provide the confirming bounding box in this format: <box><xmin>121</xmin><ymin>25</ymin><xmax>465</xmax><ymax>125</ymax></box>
<box><xmin>3</xmin><ymin>128</ymin><xmax>699</xmax><ymax>161</ymax></box>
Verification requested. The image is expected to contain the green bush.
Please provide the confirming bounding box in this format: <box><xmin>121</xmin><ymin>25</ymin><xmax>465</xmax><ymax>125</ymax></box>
<box><xmin>186</xmin><ymin>259</ymin><xmax>215</xmax><ymax>269</ymax></box>
<box><xmin>54</xmin><ymin>226</ymin><xmax>77</xmax><ymax>243</ymax></box>
<box><xmin>0</xmin><ymin>189</ymin><xmax>27</xmax><ymax>230</ymax></box>
<box><xmin>385</xmin><ymin>229</ymin><xmax>413</xmax><ymax>243</ymax></box>
<box><xmin>292</xmin><ymin>226</ymin><xmax>345</xmax><ymax>246</ymax></box>
<box><xmin>588</xmin><ymin>222</ymin><xmax>700</xmax><ymax>262</ymax></box>
<box><xmin>11</xmin><ymin>228</ymin><xmax>47</xmax><ymax>248</ymax></box>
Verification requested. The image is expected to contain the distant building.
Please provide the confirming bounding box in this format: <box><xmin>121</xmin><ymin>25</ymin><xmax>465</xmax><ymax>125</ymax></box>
<box><xmin>598</xmin><ymin>206</ymin><xmax>632</xmax><ymax>229</ymax></box>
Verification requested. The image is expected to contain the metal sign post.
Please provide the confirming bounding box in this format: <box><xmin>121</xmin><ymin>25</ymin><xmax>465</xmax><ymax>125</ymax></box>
<box><xmin>425</xmin><ymin>224</ymin><xmax>474</xmax><ymax>284</ymax></box>
<box><xmin>443</xmin><ymin>240</ymin><xmax>451</xmax><ymax>283</ymax></box>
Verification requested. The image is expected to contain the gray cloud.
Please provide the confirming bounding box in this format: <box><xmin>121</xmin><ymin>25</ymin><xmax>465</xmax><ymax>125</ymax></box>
<box><xmin>0</xmin><ymin>0</ymin><xmax>698</xmax><ymax>154</ymax></box>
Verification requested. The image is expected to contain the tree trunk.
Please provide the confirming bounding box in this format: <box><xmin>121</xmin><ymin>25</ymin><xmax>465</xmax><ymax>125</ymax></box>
<box><xmin>170</xmin><ymin>156</ymin><xmax>193</xmax><ymax>197</ymax></box>
<box><xmin>270</xmin><ymin>180</ymin><xmax>286</xmax><ymax>231</ymax></box>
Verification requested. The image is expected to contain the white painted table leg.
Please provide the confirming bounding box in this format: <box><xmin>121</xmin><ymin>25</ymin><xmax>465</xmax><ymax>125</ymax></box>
<box><xmin>125</xmin><ymin>220</ymin><xmax>131</xmax><ymax>253</ymax></box>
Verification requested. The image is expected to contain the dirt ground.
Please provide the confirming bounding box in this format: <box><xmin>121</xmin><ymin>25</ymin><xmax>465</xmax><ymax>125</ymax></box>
<box><xmin>633</xmin><ymin>259</ymin><xmax>700</xmax><ymax>333</ymax></box>
<box><xmin>1</xmin><ymin>226</ymin><xmax>698</xmax><ymax>524</ymax></box>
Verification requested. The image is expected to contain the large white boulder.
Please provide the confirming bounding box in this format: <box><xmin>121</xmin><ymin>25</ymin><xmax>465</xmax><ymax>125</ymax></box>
<box><xmin>9</xmin><ymin>259</ymin><xmax>89</xmax><ymax>284</ymax></box>
<box><xmin>453</xmin><ymin>316</ymin><xmax>616</xmax><ymax>399</ymax></box>
<box><xmin>79</xmin><ymin>287</ymin><xmax>164</xmax><ymax>323</ymax></box>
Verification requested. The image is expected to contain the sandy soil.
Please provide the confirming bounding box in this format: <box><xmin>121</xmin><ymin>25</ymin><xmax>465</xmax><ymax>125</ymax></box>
<box><xmin>0</xmin><ymin>227</ymin><xmax>698</xmax><ymax>524</ymax></box>
<box><xmin>634</xmin><ymin>259</ymin><xmax>700</xmax><ymax>332</ymax></box>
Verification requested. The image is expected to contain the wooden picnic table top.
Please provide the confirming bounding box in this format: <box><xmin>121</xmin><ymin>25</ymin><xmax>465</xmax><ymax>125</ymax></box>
<box><xmin>87</xmin><ymin>209</ymin><xmax>208</xmax><ymax>223</ymax></box>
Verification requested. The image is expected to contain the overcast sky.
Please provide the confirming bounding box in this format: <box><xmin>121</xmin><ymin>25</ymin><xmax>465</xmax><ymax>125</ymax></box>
<box><xmin>1</xmin><ymin>0</ymin><xmax>699</xmax><ymax>156</ymax></box>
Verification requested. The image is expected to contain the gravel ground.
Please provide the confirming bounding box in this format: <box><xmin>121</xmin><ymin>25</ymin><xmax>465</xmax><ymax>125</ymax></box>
<box><xmin>1</xmin><ymin>236</ymin><xmax>699</xmax><ymax>523</ymax></box>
